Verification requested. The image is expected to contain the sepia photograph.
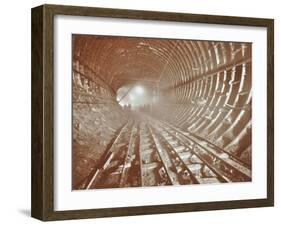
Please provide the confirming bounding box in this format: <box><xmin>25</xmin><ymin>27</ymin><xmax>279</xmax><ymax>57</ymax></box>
<box><xmin>72</xmin><ymin>34</ymin><xmax>252</xmax><ymax>190</ymax></box>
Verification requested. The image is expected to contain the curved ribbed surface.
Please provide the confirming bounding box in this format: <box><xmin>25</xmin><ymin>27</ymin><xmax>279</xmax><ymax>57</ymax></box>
<box><xmin>72</xmin><ymin>34</ymin><xmax>252</xmax><ymax>189</ymax></box>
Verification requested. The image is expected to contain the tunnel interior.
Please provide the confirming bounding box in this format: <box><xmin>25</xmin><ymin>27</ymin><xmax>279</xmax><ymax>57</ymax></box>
<box><xmin>72</xmin><ymin>34</ymin><xmax>252</xmax><ymax>189</ymax></box>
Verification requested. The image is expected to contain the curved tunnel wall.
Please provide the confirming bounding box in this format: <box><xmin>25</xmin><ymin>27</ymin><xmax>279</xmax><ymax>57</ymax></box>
<box><xmin>72</xmin><ymin>35</ymin><xmax>252</xmax><ymax>188</ymax></box>
<box><xmin>155</xmin><ymin>42</ymin><xmax>252</xmax><ymax>165</ymax></box>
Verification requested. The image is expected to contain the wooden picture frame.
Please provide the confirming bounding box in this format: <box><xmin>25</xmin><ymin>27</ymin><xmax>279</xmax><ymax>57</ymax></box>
<box><xmin>31</xmin><ymin>4</ymin><xmax>274</xmax><ymax>221</ymax></box>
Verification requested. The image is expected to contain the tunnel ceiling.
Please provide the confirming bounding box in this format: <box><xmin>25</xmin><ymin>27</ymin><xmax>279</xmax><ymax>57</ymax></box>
<box><xmin>73</xmin><ymin>35</ymin><xmax>249</xmax><ymax>92</ymax></box>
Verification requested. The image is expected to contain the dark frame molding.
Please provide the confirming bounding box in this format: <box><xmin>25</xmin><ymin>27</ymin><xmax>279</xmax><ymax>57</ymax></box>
<box><xmin>31</xmin><ymin>4</ymin><xmax>274</xmax><ymax>221</ymax></box>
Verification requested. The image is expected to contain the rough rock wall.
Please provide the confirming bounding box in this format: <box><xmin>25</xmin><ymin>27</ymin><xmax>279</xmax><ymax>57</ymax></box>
<box><xmin>72</xmin><ymin>60</ymin><xmax>127</xmax><ymax>188</ymax></box>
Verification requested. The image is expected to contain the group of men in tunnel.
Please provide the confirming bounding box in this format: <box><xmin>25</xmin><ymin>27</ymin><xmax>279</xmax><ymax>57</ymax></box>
<box><xmin>122</xmin><ymin>103</ymin><xmax>153</xmax><ymax>113</ymax></box>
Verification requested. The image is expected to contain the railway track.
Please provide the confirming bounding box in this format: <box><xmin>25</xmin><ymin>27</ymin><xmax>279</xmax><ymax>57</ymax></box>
<box><xmin>139</xmin><ymin>122</ymin><xmax>172</xmax><ymax>186</ymax></box>
<box><xmin>80</xmin><ymin>120</ymin><xmax>141</xmax><ymax>189</ymax></box>
<box><xmin>79</xmin><ymin>115</ymin><xmax>251</xmax><ymax>189</ymax></box>
<box><xmin>148</xmin><ymin>118</ymin><xmax>251</xmax><ymax>183</ymax></box>
<box><xmin>148</xmin><ymin>123</ymin><xmax>223</xmax><ymax>185</ymax></box>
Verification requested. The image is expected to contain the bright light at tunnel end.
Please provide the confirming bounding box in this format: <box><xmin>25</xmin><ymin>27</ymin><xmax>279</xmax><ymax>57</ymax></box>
<box><xmin>117</xmin><ymin>85</ymin><xmax>147</xmax><ymax>107</ymax></box>
<box><xmin>134</xmin><ymin>86</ymin><xmax>144</xmax><ymax>95</ymax></box>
